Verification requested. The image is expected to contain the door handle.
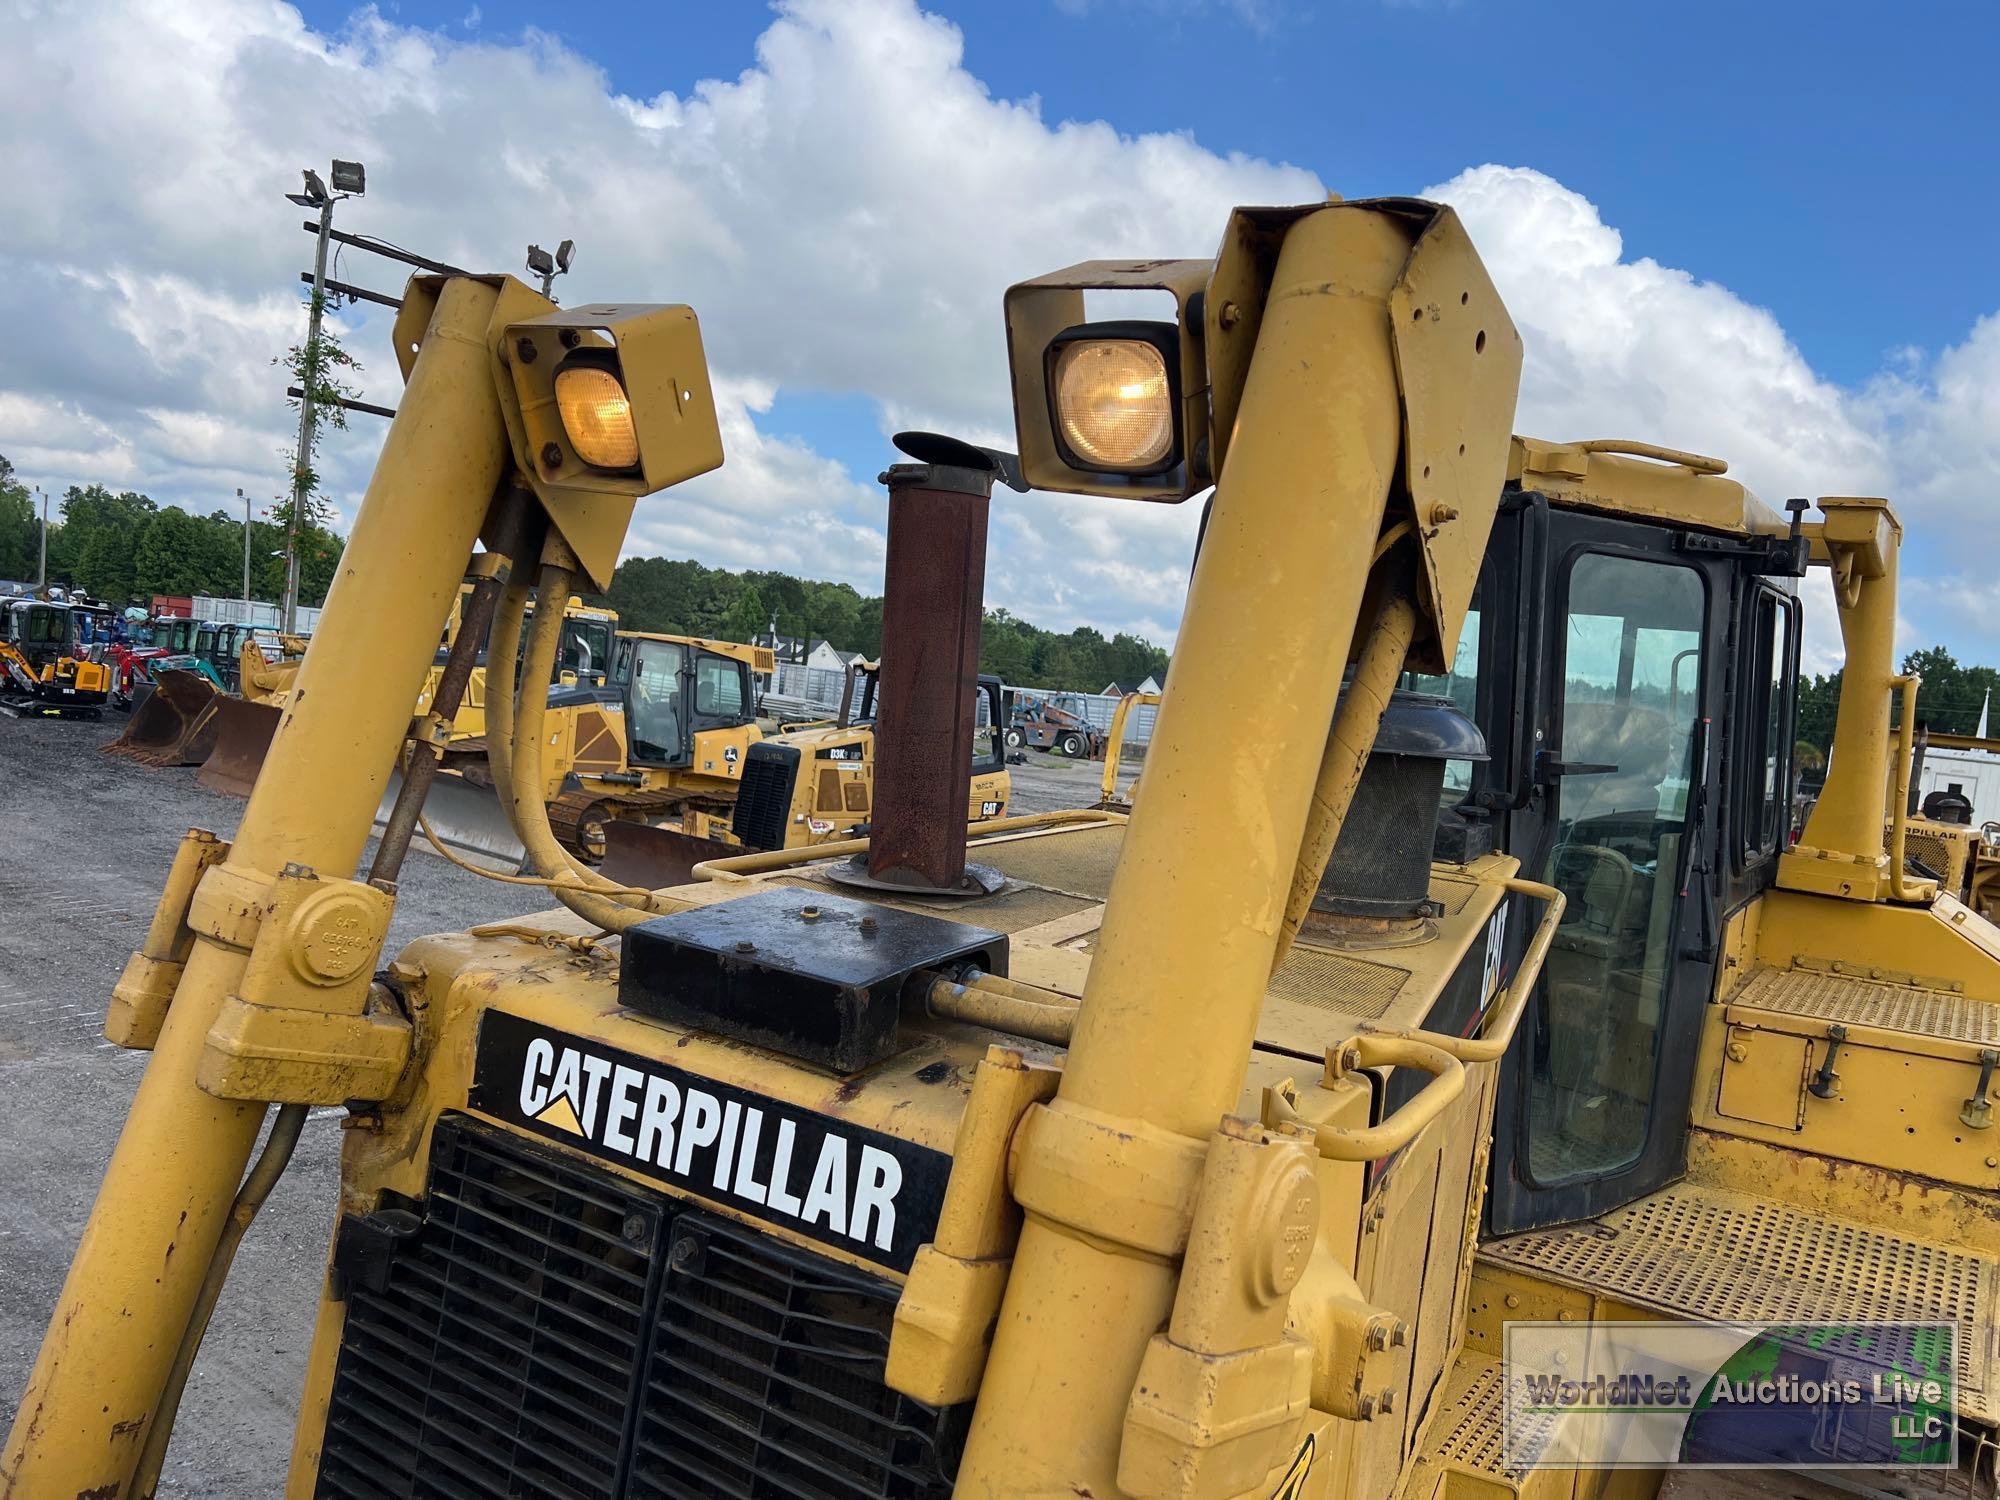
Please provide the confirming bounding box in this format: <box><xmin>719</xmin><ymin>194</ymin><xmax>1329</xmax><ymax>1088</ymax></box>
<box><xmin>1536</xmin><ymin>751</ymin><xmax>1618</xmax><ymax>784</ymax></box>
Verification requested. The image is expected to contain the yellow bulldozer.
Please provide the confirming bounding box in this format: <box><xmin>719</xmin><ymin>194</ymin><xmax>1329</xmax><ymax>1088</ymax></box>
<box><xmin>12</xmin><ymin>199</ymin><xmax>2000</xmax><ymax>1500</ymax></box>
<box><xmin>598</xmin><ymin>657</ymin><xmax>1015</xmax><ymax>886</ymax></box>
<box><xmin>411</xmin><ymin>624</ymin><xmax>775</xmax><ymax>865</ymax></box>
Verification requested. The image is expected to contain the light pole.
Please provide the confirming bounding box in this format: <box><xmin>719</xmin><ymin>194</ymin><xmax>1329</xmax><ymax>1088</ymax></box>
<box><xmin>239</xmin><ymin>488</ymin><xmax>250</xmax><ymax>604</ymax></box>
<box><xmin>526</xmin><ymin>238</ymin><xmax>575</xmax><ymax>301</ymax></box>
<box><xmin>33</xmin><ymin>485</ymin><xmax>46</xmax><ymax>594</ymax></box>
<box><xmin>282</xmin><ymin>158</ymin><xmax>365</xmax><ymax>632</ymax></box>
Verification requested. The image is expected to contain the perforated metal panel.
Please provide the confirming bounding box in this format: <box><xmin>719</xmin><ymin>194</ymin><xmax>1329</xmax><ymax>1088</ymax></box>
<box><xmin>1268</xmin><ymin>944</ymin><xmax>1409</xmax><ymax>1022</ymax></box>
<box><xmin>1421</xmin><ymin>1354</ymin><xmax>1561</xmax><ymax>1480</ymax></box>
<box><xmin>1732</xmin><ymin>968</ymin><xmax>2000</xmax><ymax>1045</ymax></box>
<box><xmin>1480</xmin><ymin>1185</ymin><xmax>1999</xmax><ymax>1422</ymax></box>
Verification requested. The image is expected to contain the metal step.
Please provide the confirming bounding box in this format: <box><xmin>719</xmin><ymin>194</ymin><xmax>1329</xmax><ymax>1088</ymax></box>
<box><xmin>1479</xmin><ymin>1184</ymin><xmax>2000</xmax><ymax>1423</ymax></box>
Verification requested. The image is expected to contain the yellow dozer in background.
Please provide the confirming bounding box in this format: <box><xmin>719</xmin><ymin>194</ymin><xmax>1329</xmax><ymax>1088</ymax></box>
<box><xmin>599</xmin><ymin>659</ymin><xmax>1014</xmax><ymax>886</ymax></box>
<box><xmin>14</xmin><ymin>200</ymin><xmax>2000</xmax><ymax>1500</ymax></box>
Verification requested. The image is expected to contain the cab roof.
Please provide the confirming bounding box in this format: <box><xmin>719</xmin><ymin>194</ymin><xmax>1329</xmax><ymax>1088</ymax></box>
<box><xmin>1510</xmin><ymin>436</ymin><xmax>1788</xmax><ymax>538</ymax></box>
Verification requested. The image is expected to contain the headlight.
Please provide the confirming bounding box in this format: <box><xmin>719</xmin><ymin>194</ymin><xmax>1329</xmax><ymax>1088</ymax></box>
<box><xmin>1046</xmin><ymin>324</ymin><xmax>1178</xmax><ymax>474</ymax></box>
<box><xmin>554</xmin><ymin>358</ymin><xmax>640</xmax><ymax>471</ymax></box>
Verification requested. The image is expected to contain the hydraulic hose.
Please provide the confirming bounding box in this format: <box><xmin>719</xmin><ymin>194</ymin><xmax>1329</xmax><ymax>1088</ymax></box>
<box><xmin>507</xmin><ymin>564</ymin><xmax>659</xmax><ymax>932</ymax></box>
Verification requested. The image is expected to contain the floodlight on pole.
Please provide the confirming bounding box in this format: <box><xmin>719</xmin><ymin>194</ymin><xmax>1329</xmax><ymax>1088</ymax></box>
<box><xmin>526</xmin><ymin>237</ymin><xmax>574</xmax><ymax>300</ymax></box>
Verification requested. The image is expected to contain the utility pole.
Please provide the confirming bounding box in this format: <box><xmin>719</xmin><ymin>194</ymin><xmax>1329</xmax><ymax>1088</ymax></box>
<box><xmin>286</xmin><ymin>200</ymin><xmax>333</xmax><ymax>634</ymax></box>
<box><xmin>282</xmin><ymin>159</ymin><xmax>365</xmax><ymax>634</ymax></box>
<box><xmin>239</xmin><ymin>488</ymin><xmax>250</xmax><ymax>603</ymax></box>
<box><xmin>34</xmin><ymin>485</ymin><xmax>46</xmax><ymax>594</ymax></box>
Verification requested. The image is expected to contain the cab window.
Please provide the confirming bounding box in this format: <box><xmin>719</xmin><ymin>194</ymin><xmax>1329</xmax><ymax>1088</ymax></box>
<box><xmin>561</xmin><ymin>619</ymin><xmax>613</xmax><ymax>683</ymax></box>
<box><xmin>1736</xmin><ymin>588</ymin><xmax>1799</xmax><ymax>864</ymax></box>
<box><xmin>629</xmin><ymin>640</ymin><xmax>686</xmax><ymax>763</ymax></box>
<box><xmin>693</xmin><ymin>654</ymin><xmax>747</xmax><ymax>719</ymax></box>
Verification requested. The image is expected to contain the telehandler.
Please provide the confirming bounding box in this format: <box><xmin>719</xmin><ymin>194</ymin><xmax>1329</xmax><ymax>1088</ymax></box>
<box><xmin>8</xmin><ymin>197</ymin><xmax>2000</xmax><ymax>1500</ymax></box>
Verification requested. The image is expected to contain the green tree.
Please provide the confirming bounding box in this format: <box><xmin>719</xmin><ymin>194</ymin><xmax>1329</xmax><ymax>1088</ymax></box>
<box><xmin>722</xmin><ymin>585</ymin><xmax>768</xmax><ymax>646</ymax></box>
<box><xmin>0</xmin><ymin>456</ymin><xmax>36</xmax><ymax>581</ymax></box>
<box><xmin>131</xmin><ymin>508</ymin><xmax>212</xmax><ymax>596</ymax></box>
<box><xmin>76</xmin><ymin>526</ymin><xmax>137</xmax><ymax>603</ymax></box>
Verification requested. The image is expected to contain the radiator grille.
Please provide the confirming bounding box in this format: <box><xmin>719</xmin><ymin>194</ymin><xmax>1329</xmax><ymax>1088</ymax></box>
<box><xmin>630</xmin><ymin>1216</ymin><xmax>964</xmax><ymax>1497</ymax></box>
<box><xmin>318</xmin><ymin>1117</ymin><xmax>659</xmax><ymax>1498</ymax></box>
<box><xmin>734</xmin><ymin>743</ymin><xmax>801</xmax><ymax>851</ymax></box>
<box><xmin>317</xmin><ymin>1116</ymin><xmax>961</xmax><ymax>1498</ymax></box>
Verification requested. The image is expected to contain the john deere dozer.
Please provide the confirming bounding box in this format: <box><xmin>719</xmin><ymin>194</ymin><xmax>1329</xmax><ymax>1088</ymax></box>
<box><xmin>10</xmin><ymin>198</ymin><xmax>2000</xmax><ymax>1500</ymax></box>
<box><xmin>599</xmin><ymin>659</ymin><xmax>1014</xmax><ymax>887</ymax></box>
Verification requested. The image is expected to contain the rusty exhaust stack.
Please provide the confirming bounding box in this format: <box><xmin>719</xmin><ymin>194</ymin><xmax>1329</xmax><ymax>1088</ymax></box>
<box><xmin>830</xmin><ymin>432</ymin><xmax>1024</xmax><ymax>898</ymax></box>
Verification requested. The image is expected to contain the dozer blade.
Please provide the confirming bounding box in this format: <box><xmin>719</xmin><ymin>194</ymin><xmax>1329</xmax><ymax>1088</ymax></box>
<box><xmin>599</xmin><ymin>821</ymin><xmax>733</xmax><ymax>890</ymax></box>
<box><xmin>378</xmin><ymin>767</ymin><xmax>528</xmax><ymax>868</ymax></box>
<box><xmin>101</xmin><ymin>669</ymin><xmax>220</xmax><ymax>766</ymax></box>
<box><xmin>194</xmin><ymin>698</ymin><xmax>282</xmax><ymax>798</ymax></box>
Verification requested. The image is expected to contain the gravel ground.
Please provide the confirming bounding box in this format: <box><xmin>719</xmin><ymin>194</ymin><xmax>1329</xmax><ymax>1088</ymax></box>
<box><xmin>0</xmin><ymin>710</ymin><xmax>1120</xmax><ymax>1494</ymax></box>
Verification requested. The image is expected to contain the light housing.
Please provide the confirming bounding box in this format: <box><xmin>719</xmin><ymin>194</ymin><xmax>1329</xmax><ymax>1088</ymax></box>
<box><xmin>1045</xmin><ymin>322</ymin><xmax>1180</xmax><ymax>475</ymax></box>
<box><xmin>526</xmin><ymin>244</ymin><xmax>556</xmax><ymax>277</ymax></box>
<box><xmin>329</xmin><ymin>159</ymin><xmax>366</xmax><ymax>195</ymax></box>
<box><xmin>556</xmin><ymin>239</ymin><xmax>576</xmax><ymax>272</ymax></box>
<box><xmin>553</xmin><ymin>352</ymin><xmax>641</xmax><ymax>471</ymax></box>
<box><xmin>1002</xmin><ymin>258</ymin><xmax>1211</xmax><ymax>501</ymax></box>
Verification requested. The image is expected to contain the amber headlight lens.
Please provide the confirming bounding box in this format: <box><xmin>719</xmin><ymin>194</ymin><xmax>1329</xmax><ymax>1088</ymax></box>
<box><xmin>1052</xmin><ymin>339</ymin><xmax>1174</xmax><ymax>471</ymax></box>
<box><xmin>554</xmin><ymin>363</ymin><xmax>640</xmax><ymax>470</ymax></box>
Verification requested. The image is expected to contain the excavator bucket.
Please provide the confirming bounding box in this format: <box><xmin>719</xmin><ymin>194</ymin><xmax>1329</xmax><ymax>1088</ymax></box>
<box><xmin>599</xmin><ymin>820</ymin><xmax>733</xmax><ymax>890</ymax></box>
<box><xmin>377</xmin><ymin>766</ymin><xmax>528</xmax><ymax>869</ymax></box>
<box><xmin>194</xmin><ymin>698</ymin><xmax>283</xmax><ymax>798</ymax></box>
<box><xmin>101</xmin><ymin>669</ymin><xmax>220</xmax><ymax>766</ymax></box>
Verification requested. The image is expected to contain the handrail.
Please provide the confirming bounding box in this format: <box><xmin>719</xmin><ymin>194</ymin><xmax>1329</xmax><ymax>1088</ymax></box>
<box><xmin>1266</xmin><ymin>877</ymin><xmax>1562</xmax><ymax>1161</ymax></box>
<box><xmin>688</xmin><ymin>807</ymin><xmax>1126</xmax><ymax>882</ymax></box>
<box><xmin>1099</xmin><ymin>692</ymin><xmax>1161</xmax><ymax>805</ymax></box>
<box><xmin>1573</xmin><ymin>439</ymin><xmax>1728</xmax><ymax>475</ymax></box>
<box><xmin>1887</xmin><ymin>673</ymin><xmax>1938</xmax><ymax>903</ymax></box>
<box><xmin>1360</xmin><ymin>876</ymin><xmax>1566</xmax><ymax>1063</ymax></box>
<box><xmin>1267</xmin><ymin>1034</ymin><xmax>1466</xmax><ymax>1162</ymax></box>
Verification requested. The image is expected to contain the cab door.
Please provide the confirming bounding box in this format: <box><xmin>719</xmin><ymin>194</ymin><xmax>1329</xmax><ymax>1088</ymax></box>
<box><xmin>626</xmin><ymin>638</ymin><xmax>690</xmax><ymax>768</ymax></box>
<box><xmin>1486</xmin><ymin>512</ymin><xmax>1731</xmax><ymax>1233</ymax></box>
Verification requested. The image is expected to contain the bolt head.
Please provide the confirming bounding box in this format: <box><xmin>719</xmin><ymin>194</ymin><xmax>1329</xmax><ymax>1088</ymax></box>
<box><xmin>539</xmin><ymin>441</ymin><xmax>563</xmax><ymax>469</ymax></box>
<box><xmin>515</xmin><ymin>336</ymin><xmax>538</xmax><ymax>364</ymax></box>
<box><xmin>734</xmin><ymin>940</ymin><xmax>756</xmax><ymax>954</ymax></box>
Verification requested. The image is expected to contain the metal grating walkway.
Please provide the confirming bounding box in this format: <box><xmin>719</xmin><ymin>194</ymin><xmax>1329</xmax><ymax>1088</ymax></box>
<box><xmin>1480</xmin><ymin>1185</ymin><xmax>2000</xmax><ymax>1423</ymax></box>
<box><xmin>1730</xmin><ymin>967</ymin><xmax>2000</xmax><ymax>1045</ymax></box>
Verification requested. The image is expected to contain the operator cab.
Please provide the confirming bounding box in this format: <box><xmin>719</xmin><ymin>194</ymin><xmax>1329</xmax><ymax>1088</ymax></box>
<box><xmin>1413</xmin><ymin>438</ymin><xmax>1804</xmax><ymax>1231</ymax></box>
<box><xmin>623</xmin><ymin>635</ymin><xmax>755</xmax><ymax>769</ymax></box>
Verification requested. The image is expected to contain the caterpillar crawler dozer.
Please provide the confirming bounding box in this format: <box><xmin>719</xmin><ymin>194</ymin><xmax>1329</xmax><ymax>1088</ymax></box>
<box><xmin>11</xmin><ymin>199</ymin><xmax>2000</xmax><ymax>1500</ymax></box>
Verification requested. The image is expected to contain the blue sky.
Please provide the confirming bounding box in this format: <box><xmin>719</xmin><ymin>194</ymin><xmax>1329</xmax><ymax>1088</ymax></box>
<box><xmin>323</xmin><ymin>0</ymin><xmax>2000</xmax><ymax>389</ymax></box>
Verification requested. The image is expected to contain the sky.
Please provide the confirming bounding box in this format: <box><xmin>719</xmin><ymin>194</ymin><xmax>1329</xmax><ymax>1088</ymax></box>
<box><xmin>3</xmin><ymin>0</ymin><xmax>1999</xmax><ymax>674</ymax></box>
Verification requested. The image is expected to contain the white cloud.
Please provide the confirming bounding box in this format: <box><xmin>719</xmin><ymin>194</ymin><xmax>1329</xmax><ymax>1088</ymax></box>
<box><xmin>0</xmin><ymin>1</ymin><xmax>1996</xmax><ymax>686</ymax></box>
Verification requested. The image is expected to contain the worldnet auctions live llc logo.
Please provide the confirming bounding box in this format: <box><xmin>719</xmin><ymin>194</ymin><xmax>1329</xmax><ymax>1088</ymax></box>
<box><xmin>1503</xmin><ymin>1320</ymin><xmax>1956</xmax><ymax>1470</ymax></box>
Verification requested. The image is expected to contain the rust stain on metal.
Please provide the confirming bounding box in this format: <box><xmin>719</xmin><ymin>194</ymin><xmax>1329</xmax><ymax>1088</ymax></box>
<box><xmin>868</xmin><ymin>476</ymin><xmax>991</xmax><ymax>891</ymax></box>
